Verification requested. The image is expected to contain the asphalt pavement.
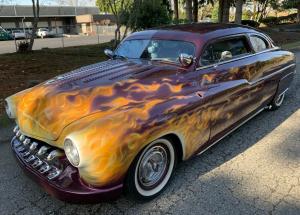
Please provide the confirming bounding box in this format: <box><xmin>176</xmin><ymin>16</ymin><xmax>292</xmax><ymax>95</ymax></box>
<box><xmin>0</xmin><ymin>35</ymin><xmax>114</xmax><ymax>54</ymax></box>
<box><xmin>0</xmin><ymin>51</ymin><xmax>299</xmax><ymax>215</ymax></box>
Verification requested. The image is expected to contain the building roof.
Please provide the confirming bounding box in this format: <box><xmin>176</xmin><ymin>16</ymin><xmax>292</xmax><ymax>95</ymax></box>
<box><xmin>0</xmin><ymin>5</ymin><xmax>99</xmax><ymax>18</ymax></box>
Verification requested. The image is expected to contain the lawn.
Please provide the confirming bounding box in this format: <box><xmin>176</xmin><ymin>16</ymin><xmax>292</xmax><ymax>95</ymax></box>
<box><xmin>1</xmin><ymin>28</ymin><xmax>300</xmax><ymax>116</ymax></box>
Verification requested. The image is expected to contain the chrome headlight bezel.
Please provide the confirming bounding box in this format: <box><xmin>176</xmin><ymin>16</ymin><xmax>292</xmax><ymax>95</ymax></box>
<box><xmin>64</xmin><ymin>138</ymin><xmax>80</xmax><ymax>167</ymax></box>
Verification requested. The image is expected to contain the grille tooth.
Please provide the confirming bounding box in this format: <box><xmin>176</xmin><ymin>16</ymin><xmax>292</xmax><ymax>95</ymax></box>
<box><xmin>46</xmin><ymin>150</ymin><xmax>64</xmax><ymax>162</ymax></box>
<box><xmin>19</xmin><ymin>135</ymin><xmax>25</xmax><ymax>141</ymax></box>
<box><xmin>23</xmin><ymin>138</ymin><xmax>31</xmax><ymax>146</ymax></box>
<box><xmin>25</xmin><ymin>155</ymin><xmax>36</xmax><ymax>163</ymax></box>
<box><xmin>29</xmin><ymin>142</ymin><xmax>38</xmax><ymax>152</ymax></box>
<box><xmin>32</xmin><ymin>158</ymin><xmax>43</xmax><ymax>168</ymax></box>
<box><xmin>39</xmin><ymin>163</ymin><xmax>51</xmax><ymax>174</ymax></box>
<box><xmin>13</xmin><ymin>126</ymin><xmax>19</xmax><ymax>133</ymax></box>
<box><xmin>16</xmin><ymin>131</ymin><xmax>21</xmax><ymax>137</ymax></box>
<box><xmin>37</xmin><ymin>146</ymin><xmax>50</xmax><ymax>156</ymax></box>
<box><xmin>21</xmin><ymin>151</ymin><xmax>30</xmax><ymax>157</ymax></box>
<box><xmin>16</xmin><ymin>146</ymin><xmax>26</xmax><ymax>152</ymax></box>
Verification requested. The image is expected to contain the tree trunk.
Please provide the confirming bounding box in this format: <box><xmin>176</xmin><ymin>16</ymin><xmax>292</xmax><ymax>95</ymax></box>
<box><xmin>114</xmin><ymin>26</ymin><xmax>121</xmax><ymax>48</ymax></box>
<box><xmin>298</xmin><ymin>4</ymin><xmax>300</xmax><ymax>23</ymax></box>
<box><xmin>218</xmin><ymin>0</ymin><xmax>223</xmax><ymax>23</ymax></box>
<box><xmin>219</xmin><ymin>0</ymin><xmax>229</xmax><ymax>23</ymax></box>
<box><xmin>186</xmin><ymin>0</ymin><xmax>193</xmax><ymax>23</ymax></box>
<box><xmin>174</xmin><ymin>0</ymin><xmax>179</xmax><ymax>23</ymax></box>
<box><xmin>28</xmin><ymin>0</ymin><xmax>39</xmax><ymax>51</ymax></box>
<box><xmin>193</xmin><ymin>0</ymin><xmax>198</xmax><ymax>22</ymax></box>
<box><xmin>222</xmin><ymin>0</ymin><xmax>230</xmax><ymax>23</ymax></box>
<box><xmin>235</xmin><ymin>0</ymin><xmax>243</xmax><ymax>24</ymax></box>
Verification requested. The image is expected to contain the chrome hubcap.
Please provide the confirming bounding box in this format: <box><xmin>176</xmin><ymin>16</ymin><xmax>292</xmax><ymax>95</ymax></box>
<box><xmin>138</xmin><ymin>145</ymin><xmax>168</xmax><ymax>188</ymax></box>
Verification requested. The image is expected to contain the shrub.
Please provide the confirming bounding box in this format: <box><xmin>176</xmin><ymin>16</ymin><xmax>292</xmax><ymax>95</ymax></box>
<box><xmin>241</xmin><ymin>20</ymin><xmax>260</xmax><ymax>28</ymax></box>
<box><xmin>278</xmin><ymin>13</ymin><xmax>298</xmax><ymax>23</ymax></box>
<box><xmin>261</xmin><ymin>16</ymin><xmax>279</xmax><ymax>26</ymax></box>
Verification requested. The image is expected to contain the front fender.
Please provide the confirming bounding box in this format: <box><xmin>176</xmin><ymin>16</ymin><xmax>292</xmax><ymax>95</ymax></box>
<box><xmin>56</xmin><ymin>92</ymin><xmax>211</xmax><ymax>187</ymax></box>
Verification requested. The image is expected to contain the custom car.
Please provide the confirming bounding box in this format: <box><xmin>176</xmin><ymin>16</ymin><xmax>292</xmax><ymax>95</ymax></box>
<box><xmin>5</xmin><ymin>23</ymin><xmax>296</xmax><ymax>202</ymax></box>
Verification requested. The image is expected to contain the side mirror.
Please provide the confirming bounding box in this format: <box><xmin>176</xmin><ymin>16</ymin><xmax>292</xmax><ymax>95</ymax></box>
<box><xmin>179</xmin><ymin>53</ymin><xmax>194</xmax><ymax>67</ymax></box>
<box><xmin>219</xmin><ymin>51</ymin><xmax>232</xmax><ymax>62</ymax></box>
<box><xmin>104</xmin><ymin>49</ymin><xmax>114</xmax><ymax>58</ymax></box>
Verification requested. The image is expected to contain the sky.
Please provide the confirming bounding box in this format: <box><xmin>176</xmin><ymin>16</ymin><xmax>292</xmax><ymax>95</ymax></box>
<box><xmin>1</xmin><ymin>0</ymin><xmax>96</xmax><ymax>6</ymax></box>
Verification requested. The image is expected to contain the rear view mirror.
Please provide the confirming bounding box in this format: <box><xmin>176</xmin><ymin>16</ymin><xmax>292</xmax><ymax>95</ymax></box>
<box><xmin>219</xmin><ymin>51</ymin><xmax>232</xmax><ymax>62</ymax></box>
<box><xmin>179</xmin><ymin>53</ymin><xmax>194</xmax><ymax>67</ymax></box>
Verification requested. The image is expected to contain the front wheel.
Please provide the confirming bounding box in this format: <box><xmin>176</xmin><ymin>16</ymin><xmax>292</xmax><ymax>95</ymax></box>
<box><xmin>125</xmin><ymin>138</ymin><xmax>177</xmax><ymax>200</ymax></box>
<box><xmin>269</xmin><ymin>91</ymin><xmax>286</xmax><ymax>111</ymax></box>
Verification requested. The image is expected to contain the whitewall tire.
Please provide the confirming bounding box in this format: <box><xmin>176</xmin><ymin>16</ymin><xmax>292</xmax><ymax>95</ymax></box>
<box><xmin>125</xmin><ymin>138</ymin><xmax>177</xmax><ymax>200</ymax></box>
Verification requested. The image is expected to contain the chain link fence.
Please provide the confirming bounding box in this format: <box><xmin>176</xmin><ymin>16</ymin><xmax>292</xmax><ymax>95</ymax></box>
<box><xmin>0</xmin><ymin>24</ymin><xmax>126</xmax><ymax>54</ymax></box>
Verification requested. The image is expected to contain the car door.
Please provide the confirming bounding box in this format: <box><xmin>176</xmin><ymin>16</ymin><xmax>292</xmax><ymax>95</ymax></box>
<box><xmin>247</xmin><ymin>34</ymin><xmax>294</xmax><ymax>107</ymax></box>
<box><xmin>197</xmin><ymin>35</ymin><xmax>264</xmax><ymax>141</ymax></box>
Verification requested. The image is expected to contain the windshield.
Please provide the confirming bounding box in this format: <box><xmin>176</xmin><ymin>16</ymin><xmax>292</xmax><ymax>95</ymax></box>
<box><xmin>114</xmin><ymin>39</ymin><xmax>195</xmax><ymax>63</ymax></box>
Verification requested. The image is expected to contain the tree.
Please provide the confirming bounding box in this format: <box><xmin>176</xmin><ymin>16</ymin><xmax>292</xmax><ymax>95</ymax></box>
<box><xmin>283</xmin><ymin>0</ymin><xmax>300</xmax><ymax>23</ymax></box>
<box><xmin>186</xmin><ymin>0</ymin><xmax>193</xmax><ymax>22</ymax></box>
<box><xmin>252</xmin><ymin>0</ymin><xmax>278</xmax><ymax>22</ymax></box>
<box><xmin>28</xmin><ymin>0</ymin><xmax>40</xmax><ymax>51</ymax></box>
<box><xmin>235</xmin><ymin>0</ymin><xmax>243</xmax><ymax>24</ymax></box>
<box><xmin>218</xmin><ymin>0</ymin><xmax>230</xmax><ymax>23</ymax></box>
<box><xmin>128</xmin><ymin>0</ymin><xmax>172</xmax><ymax>31</ymax></box>
<box><xmin>96</xmin><ymin>0</ymin><xmax>133</xmax><ymax>47</ymax></box>
<box><xmin>193</xmin><ymin>0</ymin><xmax>199</xmax><ymax>22</ymax></box>
<box><xmin>173</xmin><ymin>0</ymin><xmax>179</xmax><ymax>22</ymax></box>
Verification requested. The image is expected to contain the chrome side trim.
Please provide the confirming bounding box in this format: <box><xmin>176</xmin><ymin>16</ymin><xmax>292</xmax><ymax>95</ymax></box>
<box><xmin>281</xmin><ymin>70</ymin><xmax>296</xmax><ymax>80</ymax></box>
<box><xmin>197</xmin><ymin>107</ymin><xmax>265</xmax><ymax>156</ymax></box>
<box><xmin>249</xmin><ymin>64</ymin><xmax>296</xmax><ymax>86</ymax></box>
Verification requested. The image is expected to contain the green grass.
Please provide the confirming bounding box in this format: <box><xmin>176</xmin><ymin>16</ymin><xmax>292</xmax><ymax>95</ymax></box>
<box><xmin>0</xmin><ymin>114</ymin><xmax>12</xmax><ymax>129</ymax></box>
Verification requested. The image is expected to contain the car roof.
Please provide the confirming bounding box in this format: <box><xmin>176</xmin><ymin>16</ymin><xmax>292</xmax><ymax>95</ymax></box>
<box><xmin>126</xmin><ymin>23</ymin><xmax>261</xmax><ymax>45</ymax></box>
<box><xmin>155</xmin><ymin>23</ymin><xmax>257</xmax><ymax>34</ymax></box>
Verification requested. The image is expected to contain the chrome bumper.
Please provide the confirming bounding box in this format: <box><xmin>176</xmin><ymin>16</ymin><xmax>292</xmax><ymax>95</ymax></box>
<box><xmin>11</xmin><ymin>125</ymin><xmax>124</xmax><ymax>202</ymax></box>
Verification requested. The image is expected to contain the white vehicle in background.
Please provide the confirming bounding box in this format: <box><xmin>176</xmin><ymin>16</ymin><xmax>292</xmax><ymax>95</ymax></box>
<box><xmin>11</xmin><ymin>30</ymin><xmax>27</xmax><ymax>39</ymax></box>
<box><xmin>36</xmin><ymin>28</ymin><xmax>55</xmax><ymax>38</ymax></box>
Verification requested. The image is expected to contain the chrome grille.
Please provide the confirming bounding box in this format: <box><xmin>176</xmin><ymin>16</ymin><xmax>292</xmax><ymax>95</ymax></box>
<box><xmin>12</xmin><ymin>125</ymin><xmax>64</xmax><ymax>180</ymax></box>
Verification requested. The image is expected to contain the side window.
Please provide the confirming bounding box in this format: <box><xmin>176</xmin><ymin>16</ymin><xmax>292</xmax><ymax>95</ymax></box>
<box><xmin>250</xmin><ymin>36</ymin><xmax>269</xmax><ymax>52</ymax></box>
<box><xmin>201</xmin><ymin>37</ymin><xmax>251</xmax><ymax>66</ymax></box>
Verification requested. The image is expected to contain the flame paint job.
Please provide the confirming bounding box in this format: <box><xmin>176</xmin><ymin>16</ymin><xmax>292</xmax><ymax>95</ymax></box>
<box><xmin>6</xmin><ymin>24</ymin><xmax>296</xmax><ymax>191</ymax></box>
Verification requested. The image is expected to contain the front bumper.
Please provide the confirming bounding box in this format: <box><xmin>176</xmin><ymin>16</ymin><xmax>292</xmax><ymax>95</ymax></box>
<box><xmin>11</xmin><ymin>132</ymin><xmax>123</xmax><ymax>203</ymax></box>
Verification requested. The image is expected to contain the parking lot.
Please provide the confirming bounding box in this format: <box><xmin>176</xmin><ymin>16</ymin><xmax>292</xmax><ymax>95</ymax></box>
<box><xmin>0</xmin><ymin>35</ymin><xmax>114</xmax><ymax>54</ymax></box>
<box><xmin>0</xmin><ymin>51</ymin><xmax>299</xmax><ymax>215</ymax></box>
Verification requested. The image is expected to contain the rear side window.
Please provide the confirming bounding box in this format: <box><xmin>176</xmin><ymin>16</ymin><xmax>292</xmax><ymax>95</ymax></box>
<box><xmin>250</xmin><ymin>36</ymin><xmax>269</xmax><ymax>52</ymax></box>
<box><xmin>201</xmin><ymin>36</ymin><xmax>251</xmax><ymax>66</ymax></box>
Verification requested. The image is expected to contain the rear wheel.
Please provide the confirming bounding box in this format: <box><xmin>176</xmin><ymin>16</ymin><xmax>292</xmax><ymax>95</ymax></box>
<box><xmin>269</xmin><ymin>91</ymin><xmax>286</xmax><ymax>111</ymax></box>
<box><xmin>125</xmin><ymin>138</ymin><xmax>177</xmax><ymax>200</ymax></box>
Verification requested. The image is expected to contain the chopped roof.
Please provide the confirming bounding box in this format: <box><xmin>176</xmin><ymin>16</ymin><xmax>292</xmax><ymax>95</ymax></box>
<box><xmin>155</xmin><ymin>23</ymin><xmax>257</xmax><ymax>35</ymax></box>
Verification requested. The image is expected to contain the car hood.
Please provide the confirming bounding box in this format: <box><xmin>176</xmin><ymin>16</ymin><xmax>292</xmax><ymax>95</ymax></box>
<box><xmin>6</xmin><ymin>59</ymin><xmax>186</xmax><ymax>141</ymax></box>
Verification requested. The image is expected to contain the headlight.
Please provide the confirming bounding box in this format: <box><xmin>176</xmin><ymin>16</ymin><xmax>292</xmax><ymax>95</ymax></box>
<box><xmin>64</xmin><ymin>139</ymin><xmax>80</xmax><ymax>167</ymax></box>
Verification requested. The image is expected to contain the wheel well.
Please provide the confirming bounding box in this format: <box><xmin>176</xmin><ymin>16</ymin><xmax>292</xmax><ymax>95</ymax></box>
<box><xmin>163</xmin><ymin>133</ymin><xmax>183</xmax><ymax>162</ymax></box>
